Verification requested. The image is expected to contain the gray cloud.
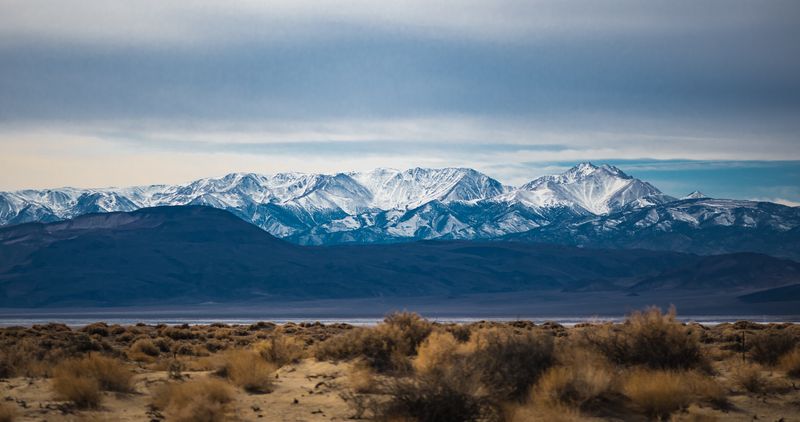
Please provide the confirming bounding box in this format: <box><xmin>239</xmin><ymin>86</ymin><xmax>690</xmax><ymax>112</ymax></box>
<box><xmin>0</xmin><ymin>0</ymin><xmax>799</xmax><ymax>193</ymax></box>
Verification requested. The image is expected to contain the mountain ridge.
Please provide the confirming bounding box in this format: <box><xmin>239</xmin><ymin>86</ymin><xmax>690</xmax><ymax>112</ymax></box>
<box><xmin>2</xmin><ymin>163</ymin><xmax>798</xmax><ymax>257</ymax></box>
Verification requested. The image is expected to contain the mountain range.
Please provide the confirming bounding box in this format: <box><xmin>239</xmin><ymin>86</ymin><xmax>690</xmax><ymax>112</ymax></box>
<box><xmin>2</xmin><ymin>163</ymin><xmax>799</xmax><ymax>259</ymax></box>
<box><xmin>2</xmin><ymin>205</ymin><xmax>799</xmax><ymax>308</ymax></box>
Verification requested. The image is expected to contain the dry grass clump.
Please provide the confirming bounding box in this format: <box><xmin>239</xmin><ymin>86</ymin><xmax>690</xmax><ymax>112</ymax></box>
<box><xmin>730</xmin><ymin>363</ymin><xmax>768</xmax><ymax>393</ymax></box>
<box><xmin>347</xmin><ymin>361</ymin><xmax>378</xmax><ymax>393</ymax></box>
<box><xmin>256</xmin><ymin>333</ymin><xmax>305</xmax><ymax>367</ymax></box>
<box><xmin>532</xmin><ymin>358</ymin><xmax>615</xmax><ymax>410</ymax></box>
<box><xmin>215</xmin><ymin>349</ymin><xmax>276</xmax><ymax>393</ymax></box>
<box><xmin>128</xmin><ymin>338</ymin><xmax>160</xmax><ymax>362</ymax></box>
<box><xmin>465</xmin><ymin>328</ymin><xmax>554</xmax><ymax>401</ymax></box>
<box><xmin>162</xmin><ymin>326</ymin><xmax>197</xmax><ymax>341</ymax></box>
<box><xmin>52</xmin><ymin>375</ymin><xmax>101</xmax><ymax>409</ymax></box>
<box><xmin>622</xmin><ymin>370</ymin><xmax>693</xmax><ymax>419</ymax></box>
<box><xmin>383</xmin><ymin>312</ymin><xmax>434</xmax><ymax>355</ymax></box>
<box><xmin>686</xmin><ymin>372</ymin><xmax>728</xmax><ymax>409</ymax></box>
<box><xmin>152</xmin><ymin>378</ymin><xmax>234</xmax><ymax>422</ymax></box>
<box><xmin>314</xmin><ymin>327</ymin><xmax>402</xmax><ymax>372</ymax></box>
<box><xmin>315</xmin><ymin>312</ymin><xmax>432</xmax><ymax>373</ymax></box>
<box><xmin>413</xmin><ymin>330</ymin><xmax>464</xmax><ymax>375</ymax></box>
<box><xmin>0</xmin><ymin>338</ymin><xmax>48</xmax><ymax>378</ymax></box>
<box><xmin>748</xmin><ymin>331</ymin><xmax>797</xmax><ymax>366</ymax></box>
<box><xmin>779</xmin><ymin>347</ymin><xmax>800</xmax><ymax>377</ymax></box>
<box><xmin>130</xmin><ymin>338</ymin><xmax>159</xmax><ymax>356</ymax></box>
<box><xmin>585</xmin><ymin>307</ymin><xmax>704</xmax><ymax>370</ymax></box>
<box><xmin>0</xmin><ymin>401</ymin><xmax>18</xmax><ymax>422</ymax></box>
<box><xmin>82</xmin><ymin>323</ymin><xmax>110</xmax><ymax>337</ymax></box>
<box><xmin>52</xmin><ymin>354</ymin><xmax>133</xmax><ymax>408</ymax></box>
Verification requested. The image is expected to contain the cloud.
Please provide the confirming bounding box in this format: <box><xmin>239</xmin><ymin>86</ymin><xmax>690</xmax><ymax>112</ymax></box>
<box><xmin>1</xmin><ymin>0</ymin><xmax>799</xmax><ymax>198</ymax></box>
<box><xmin>3</xmin><ymin>1</ymin><xmax>797</xmax><ymax>47</ymax></box>
<box><xmin>764</xmin><ymin>198</ymin><xmax>800</xmax><ymax>207</ymax></box>
<box><xmin>2</xmin><ymin>119</ymin><xmax>800</xmax><ymax>189</ymax></box>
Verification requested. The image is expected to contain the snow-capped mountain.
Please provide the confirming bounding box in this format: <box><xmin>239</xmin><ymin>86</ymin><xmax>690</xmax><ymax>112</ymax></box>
<box><xmin>0</xmin><ymin>167</ymin><xmax>507</xmax><ymax>237</ymax></box>
<box><xmin>506</xmin><ymin>197</ymin><xmax>800</xmax><ymax>260</ymax></box>
<box><xmin>682</xmin><ymin>191</ymin><xmax>708</xmax><ymax>200</ymax></box>
<box><xmin>349</xmin><ymin>167</ymin><xmax>506</xmax><ymax>210</ymax></box>
<box><xmin>2</xmin><ymin>163</ymin><xmax>798</xmax><ymax>253</ymax></box>
<box><xmin>513</xmin><ymin>162</ymin><xmax>669</xmax><ymax>214</ymax></box>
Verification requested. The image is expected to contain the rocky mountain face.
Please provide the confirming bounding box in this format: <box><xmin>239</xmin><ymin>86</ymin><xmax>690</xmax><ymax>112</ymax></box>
<box><xmin>1</xmin><ymin>163</ymin><xmax>798</xmax><ymax>257</ymax></box>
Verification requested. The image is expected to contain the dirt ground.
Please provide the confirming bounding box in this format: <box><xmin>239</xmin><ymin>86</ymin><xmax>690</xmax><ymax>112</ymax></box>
<box><xmin>1</xmin><ymin>359</ymin><xmax>358</xmax><ymax>422</ymax></box>
<box><xmin>2</xmin><ymin>316</ymin><xmax>800</xmax><ymax>421</ymax></box>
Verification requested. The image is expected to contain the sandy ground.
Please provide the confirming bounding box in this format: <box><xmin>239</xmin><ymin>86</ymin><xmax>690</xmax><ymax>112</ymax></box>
<box><xmin>4</xmin><ymin>362</ymin><xmax>800</xmax><ymax>421</ymax></box>
<box><xmin>2</xmin><ymin>359</ymin><xmax>800</xmax><ymax>421</ymax></box>
<box><xmin>1</xmin><ymin>359</ymin><xmax>357</xmax><ymax>422</ymax></box>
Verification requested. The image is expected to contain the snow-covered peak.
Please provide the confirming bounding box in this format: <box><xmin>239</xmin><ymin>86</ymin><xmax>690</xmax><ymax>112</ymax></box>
<box><xmin>564</xmin><ymin>162</ymin><xmax>610</xmax><ymax>179</ymax></box>
<box><xmin>351</xmin><ymin>167</ymin><xmax>504</xmax><ymax>209</ymax></box>
<box><xmin>682</xmin><ymin>191</ymin><xmax>708</xmax><ymax>200</ymax></box>
<box><xmin>517</xmin><ymin>163</ymin><xmax>661</xmax><ymax>215</ymax></box>
<box><xmin>348</xmin><ymin>168</ymin><xmax>401</xmax><ymax>201</ymax></box>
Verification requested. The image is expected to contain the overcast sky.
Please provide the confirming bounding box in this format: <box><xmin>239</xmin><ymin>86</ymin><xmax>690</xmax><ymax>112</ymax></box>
<box><xmin>0</xmin><ymin>0</ymin><xmax>798</xmax><ymax>204</ymax></box>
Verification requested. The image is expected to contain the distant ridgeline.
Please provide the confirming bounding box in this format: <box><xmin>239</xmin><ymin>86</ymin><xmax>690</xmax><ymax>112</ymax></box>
<box><xmin>1</xmin><ymin>163</ymin><xmax>799</xmax><ymax>260</ymax></box>
<box><xmin>1</xmin><ymin>205</ymin><xmax>800</xmax><ymax>307</ymax></box>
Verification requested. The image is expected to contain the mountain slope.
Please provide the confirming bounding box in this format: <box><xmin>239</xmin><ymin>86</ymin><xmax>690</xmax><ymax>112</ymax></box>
<box><xmin>506</xmin><ymin>198</ymin><xmax>800</xmax><ymax>260</ymax></box>
<box><xmin>2</xmin><ymin>206</ymin><xmax>799</xmax><ymax>307</ymax></box>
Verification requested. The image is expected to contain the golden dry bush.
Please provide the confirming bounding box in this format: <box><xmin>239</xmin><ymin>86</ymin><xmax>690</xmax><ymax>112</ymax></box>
<box><xmin>730</xmin><ymin>363</ymin><xmax>768</xmax><ymax>393</ymax></box>
<box><xmin>319</xmin><ymin>312</ymin><xmax>431</xmax><ymax>373</ymax></box>
<box><xmin>52</xmin><ymin>371</ymin><xmax>102</xmax><ymax>409</ymax></box>
<box><xmin>533</xmin><ymin>361</ymin><xmax>614</xmax><ymax>409</ymax></box>
<box><xmin>622</xmin><ymin>370</ymin><xmax>692</xmax><ymax>419</ymax></box>
<box><xmin>686</xmin><ymin>372</ymin><xmax>728</xmax><ymax>409</ymax></box>
<box><xmin>216</xmin><ymin>349</ymin><xmax>276</xmax><ymax>393</ymax></box>
<box><xmin>313</xmin><ymin>329</ymin><xmax>359</xmax><ymax>360</ymax></box>
<box><xmin>128</xmin><ymin>338</ymin><xmax>161</xmax><ymax>362</ymax></box>
<box><xmin>84</xmin><ymin>354</ymin><xmax>134</xmax><ymax>392</ymax></box>
<box><xmin>586</xmin><ymin>307</ymin><xmax>704</xmax><ymax>370</ymax></box>
<box><xmin>82</xmin><ymin>323</ymin><xmax>110</xmax><ymax>337</ymax></box>
<box><xmin>152</xmin><ymin>378</ymin><xmax>234</xmax><ymax>422</ymax></box>
<box><xmin>315</xmin><ymin>326</ymin><xmax>410</xmax><ymax>373</ymax></box>
<box><xmin>0</xmin><ymin>337</ymin><xmax>51</xmax><ymax>378</ymax></box>
<box><xmin>382</xmin><ymin>312</ymin><xmax>433</xmax><ymax>356</ymax></box>
<box><xmin>52</xmin><ymin>354</ymin><xmax>133</xmax><ymax>407</ymax></box>
<box><xmin>256</xmin><ymin>333</ymin><xmax>305</xmax><ymax>367</ymax></box>
<box><xmin>413</xmin><ymin>330</ymin><xmax>462</xmax><ymax>375</ymax></box>
<box><xmin>779</xmin><ymin>347</ymin><xmax>800</xmax><ymax>378</ymax></box>
<box><xmin>0</xmin><ymin>401</ymin><xmax>18</xmax><ymax>422</ymax></box>
<box><xmin>130</xmin><ymin>338</ymin><xmax>160</xmax><ymax>357</ymax></box>
<box><xmin>347</xmin><ymin>361</ymin><xmax>378</xmax><ymax>393</ymax></box>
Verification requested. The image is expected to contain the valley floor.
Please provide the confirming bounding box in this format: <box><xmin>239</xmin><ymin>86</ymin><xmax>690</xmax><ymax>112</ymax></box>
<box><xmin>2</xmin><ymin>288</ymin><xmax>799</xmax><ymax>326</ymax></box>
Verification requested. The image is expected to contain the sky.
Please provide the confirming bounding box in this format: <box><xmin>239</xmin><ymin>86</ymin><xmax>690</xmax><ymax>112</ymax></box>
<box><xmin>0</xmin><ymin>1</ymin><xmax>798</xmax><ymax>205</ymax></box>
